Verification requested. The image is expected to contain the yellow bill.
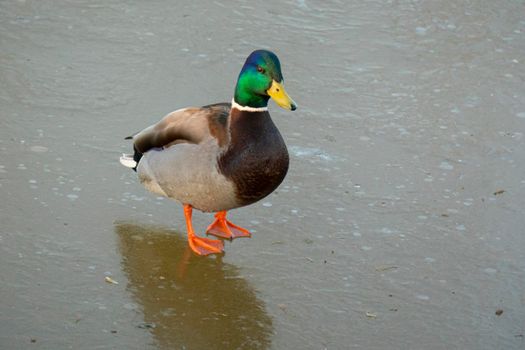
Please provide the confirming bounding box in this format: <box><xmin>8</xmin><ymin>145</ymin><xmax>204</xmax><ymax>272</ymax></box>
<box><xmin>267</xmin><ymin>80</ymin><xmax>297</xmax><ymax>111</ymax></box>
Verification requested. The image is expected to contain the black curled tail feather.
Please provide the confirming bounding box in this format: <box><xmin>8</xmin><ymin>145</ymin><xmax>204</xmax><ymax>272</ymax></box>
<box><xmin>132</xmin><ymin>145</ymin><xmax>143</xmax><ymax>171</ymax></box>
<box><xmin>120</xmin><ymin>135</ymin><xmax>142</xmax><ymax>172</ymax></box>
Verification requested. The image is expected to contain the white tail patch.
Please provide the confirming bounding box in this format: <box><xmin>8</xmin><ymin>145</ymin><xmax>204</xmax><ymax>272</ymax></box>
<box><xmin>120</xmin><ymin>154</ymin><xmax>137</xmax><ymax>168</ymax></box>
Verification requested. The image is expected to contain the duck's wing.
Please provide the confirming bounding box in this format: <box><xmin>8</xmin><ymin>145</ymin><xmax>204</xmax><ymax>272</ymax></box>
<box><xmin>120</xmin><ymin>103</ymin><xmax>231</xmax><ymax>170</ymax></box>
<box><xmin>132</xmin><ymin>102</ymin><xmax>231</xmax><ymax>153</ymax></box>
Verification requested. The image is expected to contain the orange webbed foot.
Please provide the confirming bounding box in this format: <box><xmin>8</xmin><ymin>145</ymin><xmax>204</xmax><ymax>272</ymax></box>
<box><xmin>184</xmin><ymin>204</ymin><xmax>224</xmax><ymax>256</ymax></box>
<box><xmin>206</xmin><ymin>211</ymin><xmax>252</xmax><ymax>240</ymax></box>
<box><xmin>188</xmin><ymin>235</ymin><xmax>224</xmax><ymax>256</ymax></box>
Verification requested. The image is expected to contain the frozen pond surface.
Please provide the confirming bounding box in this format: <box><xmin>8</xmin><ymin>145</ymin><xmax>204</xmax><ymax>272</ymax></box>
<box><xmin>1</xmin><ymin>0</ymin><xmax>524</xmax><ymax>349</ymax></box>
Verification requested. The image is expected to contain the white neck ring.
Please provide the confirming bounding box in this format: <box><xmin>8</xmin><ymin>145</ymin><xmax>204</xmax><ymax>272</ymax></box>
<box><xmin>231</xmin><ymin>99</ymin><xmax>268</xmax><ymax>112</ymax></box>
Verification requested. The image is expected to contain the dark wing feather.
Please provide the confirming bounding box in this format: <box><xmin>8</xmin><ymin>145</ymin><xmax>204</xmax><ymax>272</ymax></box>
<box><xmin>131</xmin><ymin>103</ymin><xmax>231</xmax><ymax>155</ymax></box>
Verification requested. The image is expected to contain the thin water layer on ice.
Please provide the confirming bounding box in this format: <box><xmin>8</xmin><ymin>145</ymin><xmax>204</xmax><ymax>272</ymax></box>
<box><xmin>1</xmin><ymin>0</ymin><xmax>524</xmax><ymax>349</ymax></box>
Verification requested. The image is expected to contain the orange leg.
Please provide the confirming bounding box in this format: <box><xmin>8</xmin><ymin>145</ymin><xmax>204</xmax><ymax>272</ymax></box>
<box><xmin>183</xmin><ymin>204</ymin><xmax>224</xmax><ymax>256</ymax></box>
<box><xmin>206</xmin><ymin>211</ymin><xmax>251</xmax><ymax>240</ymax></box>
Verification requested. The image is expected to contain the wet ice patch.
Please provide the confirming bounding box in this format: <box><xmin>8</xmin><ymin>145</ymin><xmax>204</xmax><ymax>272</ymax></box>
<box><xmin>415</xmin><ymin>26</ymin><xmax>427</xmax><ymax>35</ymax></box>
<box><xmin>30</xmin><ymin>145</ymin><xmax>48</xmax><ymax>153</ymax></box>
<box><xmin>122</xmin><ymin>192</ymin><xmax>145</xmax><ymax>201</ymax></box>
<box><xmin>439</xmin><ymin>161</ymin><xmax>454</xmax><ymax>170</ymax></box>
<box><xmin>124</xmin><ymin>303</ymin><xmax>139</xmax><ymax>311</ymax></box>
<box><xmin>380</xmin><ymin>227</ymin><xmax>395</xmax><ymax>235</ymax></box>
<box><xmin>464</xmin><ymin>95</ymin><xmax>481</xmax><ymax>108</ymax></box>
<box><xmin>289</xmin><ymin>146</ymin><xmax>334</xmax><ymax>161</ymax></box>
<box><xmin>296</xmin><ymin>0</ymin><xmax>308</xmax><ymax>9</ymax></box>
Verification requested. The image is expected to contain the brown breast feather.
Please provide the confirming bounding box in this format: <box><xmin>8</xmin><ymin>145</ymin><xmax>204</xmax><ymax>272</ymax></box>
<box><xmin>218</xmin><ymin>108</ymin><xmax>289</xmax><ymax>206</ymax></box>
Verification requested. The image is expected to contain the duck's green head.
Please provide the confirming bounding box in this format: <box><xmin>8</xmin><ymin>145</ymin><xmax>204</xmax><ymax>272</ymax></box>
<box><xmin>234</xmin><ymin>50</ymin><xmax>297</xmax><ymax>111</ymax></box>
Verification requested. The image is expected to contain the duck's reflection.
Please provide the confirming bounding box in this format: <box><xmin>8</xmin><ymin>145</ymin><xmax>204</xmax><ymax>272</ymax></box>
<box><xmin>115</xmin><ymin>222</ymin><xmax>273</xmax><ymax>350</ymax></box>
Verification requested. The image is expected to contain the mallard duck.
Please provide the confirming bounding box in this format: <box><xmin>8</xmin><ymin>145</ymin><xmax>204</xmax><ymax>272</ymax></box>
<box><xmin>120</xmin><ymin>50</ymin><xmax>297</xmax><ymax>256</ymax></box>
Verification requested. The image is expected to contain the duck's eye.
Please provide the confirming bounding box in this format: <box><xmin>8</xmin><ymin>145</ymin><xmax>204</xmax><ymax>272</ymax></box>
<box><xmin>256</xmin><ymin>66</ymin><xmax>265</xmax><ymax>74</ymax></box>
